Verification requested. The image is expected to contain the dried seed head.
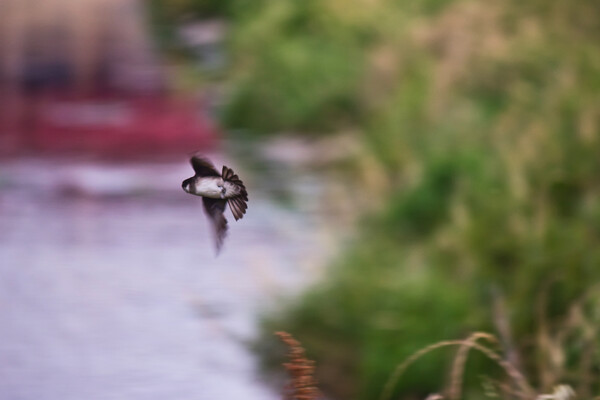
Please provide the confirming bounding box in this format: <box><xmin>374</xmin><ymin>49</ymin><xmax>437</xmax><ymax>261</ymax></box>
<box><xmin>276</xmin><ymin>332</ymin><xmax>322</xmax><ymax>400</ymax></box>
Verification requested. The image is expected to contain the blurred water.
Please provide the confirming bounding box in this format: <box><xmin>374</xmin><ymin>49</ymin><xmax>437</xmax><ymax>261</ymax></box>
<box><xmin>0</xmin><ymin>157</ymin><xmax>329</xmax><ymax>400</ymax></box>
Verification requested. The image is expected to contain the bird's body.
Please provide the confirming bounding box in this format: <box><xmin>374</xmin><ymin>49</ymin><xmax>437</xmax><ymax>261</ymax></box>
<box><xmin>182</xmin><ymin>156</ymin><xmax>248</xmax><ymax>253</ymax></box>
<box><xmin>184</xmin><ymin>176</ymin><xmax>247</xmax><ymax>200</ymax></box>
<box><xmin>185</xmin><ymin>176</ymin><xmax>225</xmax><ymax>199</ymax></box>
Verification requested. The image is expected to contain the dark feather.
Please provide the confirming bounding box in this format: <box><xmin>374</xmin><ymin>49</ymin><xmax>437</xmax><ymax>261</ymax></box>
<box><xmin>191</xmin><ymin>157</ymin><xmax>220</xmax><ymax>177</ymax></box>
<box><xmin>229</xmin><ymin>199</ymin><xmax>241</xmax><ymax>221</ymax></box>
<box><xmin>221</xmin><ymin>165</ymin><xmax>249</xmax><ymax>221</ymax></box>
<box><xmin>235</xmin><ymin>197</ymin><xmax>247</xmax><ymax>217</ymax></box>
<box><xmin>221</xmin><ymin>166</ymin><xmax>234</xmax><ymax>180</ymax></box>
<box><xmin>228</xmin><ymin>197</ymin><xmax>247</xmax><ymax>221</ymax></box>
<box><xmin>202</xmin><ymin>197</ymin><xmax>228</xmax><ymax>253</ymax></box>
<box><xmin>236</xmin><ymin>197</ymin><xmax>248</xmax><ymax>213</ymax></box>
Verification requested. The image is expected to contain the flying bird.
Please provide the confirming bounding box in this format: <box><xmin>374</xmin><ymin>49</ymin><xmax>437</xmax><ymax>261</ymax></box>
<box><xmin>182</xmin><ymin>156</ymin><xmax>248</xmax><ymax>252</ymax></box>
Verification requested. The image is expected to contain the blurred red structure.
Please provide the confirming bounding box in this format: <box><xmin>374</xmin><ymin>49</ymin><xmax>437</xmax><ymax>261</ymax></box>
<box><xmin>0</xmin><ymin>0</ymin><xmax>219</xmax><ymax>158</ymax></box>
<box><xmin>0</xmin><ymin>92</ymin><xmax>218</xmax><ymax>157</ymax></box>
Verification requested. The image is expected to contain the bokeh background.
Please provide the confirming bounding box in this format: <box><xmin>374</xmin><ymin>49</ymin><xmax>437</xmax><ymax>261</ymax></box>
<box><xmin>1</xmin><ymin>0</ymin><xmax>600</xmax><ymax>399</ymax></box>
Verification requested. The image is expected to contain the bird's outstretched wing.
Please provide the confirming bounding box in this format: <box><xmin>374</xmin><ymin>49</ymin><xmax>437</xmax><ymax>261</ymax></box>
<box><xmin>191</xmin><ymin>156</ymin><xmax>220</xmax><ymax>177</ymax></box>
<box><xmin>222</xmin><ymin>165</ymin><xmax>248</xmax><ymax>221</ymax></box>
<box><xmin>202</xmin><ymin>197</ymin><xmax>228</xmax><ymax>253</ymax></box>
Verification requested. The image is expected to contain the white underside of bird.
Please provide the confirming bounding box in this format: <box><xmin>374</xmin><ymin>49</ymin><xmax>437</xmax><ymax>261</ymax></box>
<box><xmin>183</xmin><ymin>176</ymin><xmax>224</xmax><ymax>198</ymax></box>
<box><xmin>183</xmin><ymin>177</ymin><xmax>244</xmax><ymax>199</ymax></box>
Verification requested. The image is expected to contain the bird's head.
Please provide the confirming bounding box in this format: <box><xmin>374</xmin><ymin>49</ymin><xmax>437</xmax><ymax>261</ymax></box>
<box><xmin>181</xmin><ymin>178</ymin><xmax>193</xmax><ymax>193</ymax></box>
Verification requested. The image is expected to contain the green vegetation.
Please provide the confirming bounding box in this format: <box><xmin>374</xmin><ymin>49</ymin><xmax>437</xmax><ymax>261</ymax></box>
<box><xmin>151</xmin><ymin>0</ymin><xmax>600</xmax><ymax>398</ymax></box>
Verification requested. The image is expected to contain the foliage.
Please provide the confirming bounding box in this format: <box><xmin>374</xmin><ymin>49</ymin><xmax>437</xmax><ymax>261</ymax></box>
<box><xmin>244</xmin><ymin>0</ymin><xmax>600</xmax><ymax>399</ymax></box>
<box><xmin>223</xmin><ymin>0</ymin><xmax>371</xmax><ymax>134</ymax></box>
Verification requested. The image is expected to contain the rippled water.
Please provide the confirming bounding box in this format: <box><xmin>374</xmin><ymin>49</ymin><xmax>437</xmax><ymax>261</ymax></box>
<box><xmin>0</xmin><ymin>157</ymin><xmax>331</xmax><ymax>400</ymax></box>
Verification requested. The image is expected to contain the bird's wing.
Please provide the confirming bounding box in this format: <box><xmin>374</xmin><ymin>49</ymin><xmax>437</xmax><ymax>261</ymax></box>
<box><xmin>228</xmin><ymin>197</ymin><xmax>248</xmax><ymax>221</ymax></box>
<box><xmin>191</xmin><ymin>156</ymin><xmax>220</xmax><ymax>177</ymax></box>
<box><xmin>222</xmin><ymin>165</ymin><xmax>249</xmax><ymax>221</ymax></box>
<box><xmin>202</xmin><ymin>197</ymin><xmax>228</xmax><ymax>253</ymax></box>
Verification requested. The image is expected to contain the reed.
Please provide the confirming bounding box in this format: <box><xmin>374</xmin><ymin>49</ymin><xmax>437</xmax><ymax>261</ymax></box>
<box><xmin>275</xmin><ymin>330</ymin><xmax>583</xmax><ymax>400</ymax></box>
<box><xmin>276</xmin><ymin>331</ymin><xmax>322</xmax><ymax>400</ymax></box>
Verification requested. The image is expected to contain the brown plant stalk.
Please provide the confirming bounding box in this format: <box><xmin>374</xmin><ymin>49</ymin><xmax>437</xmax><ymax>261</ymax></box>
<box><xmin>448</xmin><ymin>332</ymin><xmax>497</xmax><ymax>400</ymax></box>
<box><xmin>276</xmin><ymin>331</ymin><xmax>322</xmax><ymax>400</ymax></box>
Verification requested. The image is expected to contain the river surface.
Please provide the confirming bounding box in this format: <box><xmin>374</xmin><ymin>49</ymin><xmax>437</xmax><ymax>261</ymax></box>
<box><xmin>0</xmin><ymin>155</ymin><xmax>333</xmax><ymax>400</ymax></box>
